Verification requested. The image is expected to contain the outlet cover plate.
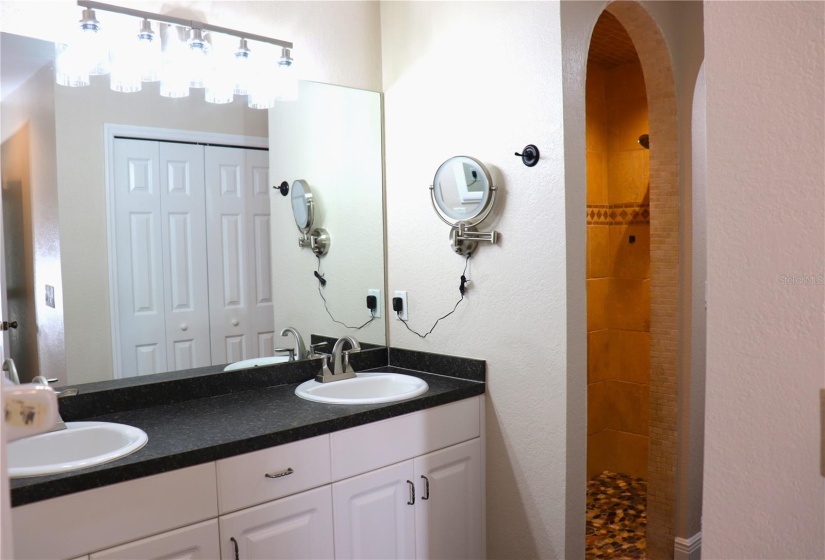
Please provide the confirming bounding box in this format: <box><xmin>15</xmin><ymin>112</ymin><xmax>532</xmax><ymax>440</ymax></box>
<box><xmin>393</xmin><ymin>290</ymin><xmax>408</xmax><ymax>320</ymax></box>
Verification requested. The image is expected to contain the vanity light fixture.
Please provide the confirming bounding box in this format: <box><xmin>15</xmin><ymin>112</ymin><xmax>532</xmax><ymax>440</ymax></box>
<box><xmin>55</xmin><ymin>0</ymin><xmax>296</xmax><ymax>109</ymax></box>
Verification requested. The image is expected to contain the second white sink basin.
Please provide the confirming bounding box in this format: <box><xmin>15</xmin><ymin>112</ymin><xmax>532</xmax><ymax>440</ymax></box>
<box><xmin>6</xmin><ymin>421</ymin><xmax>148</xmax><ymax>478</ymax></box>
<box><xmin>295</xmin><ymin>372</ymin><xmax>429</xmax><ymax>405</ymax></box>
<box><xmin>224</xmin><ymin>355</ymin><xmax>290</xmax><ymax>372</ymax></box>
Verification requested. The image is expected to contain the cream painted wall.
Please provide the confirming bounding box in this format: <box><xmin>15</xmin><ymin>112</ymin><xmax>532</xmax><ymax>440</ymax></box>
<box><xmin>703</xmin><ymin>3</ymin><xmax>825</xmax><ymax>558</ymax></box>
<box><xmin>381</xmin><ymin>2</ymin><xmax>568</xmax><ymax>557</ymax></box>
<box><xmin>0</xmin><ymin>64</ymin><xmax>65</xmax><ymax>384</ymax></box>
<box><xmin>269</xmin><ymin>81</ymin><xmax>385</xmax><ymax>346</ymax></box>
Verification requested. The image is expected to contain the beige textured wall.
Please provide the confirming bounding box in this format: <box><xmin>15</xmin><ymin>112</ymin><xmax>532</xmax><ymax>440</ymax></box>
<box><xmin>703</xmin><ymin>3</ymin><xmax>824</xmax><ymax>557</ymax></box>
<box><xmin>381</xmin><ymin>2</ymin><xmax>569</xmax><ymax>557</ymax></box>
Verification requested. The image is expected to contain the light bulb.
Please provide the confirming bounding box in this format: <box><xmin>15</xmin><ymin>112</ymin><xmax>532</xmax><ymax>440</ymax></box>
<box><xmin>233</xmin><ymin>39</ymin><xmax>252</xmax><ymax>96</ymax></box>
<box><xmin>274</xmin><ymin>48</ymin><xmax>298</xmax><ymax>101</ymax></box>
<box><xmin>78</xmin><ymin>8</ymin><xmax>109</xmax><ymax>76</ymax></box>
<box><xmin>137</xmin><ymin>19</ymin><xmax>161</xmax><ymax>82</ymax></box>
<box><xmin>187</xmin><ymin>29</ymin><xmax>212</xmax><ymax>88</ymax></box>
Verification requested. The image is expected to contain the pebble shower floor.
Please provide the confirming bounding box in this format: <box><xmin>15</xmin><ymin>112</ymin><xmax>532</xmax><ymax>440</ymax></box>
<box><xmin>585</xmin><ymin>470</ymin><xmax>647</xmax><ymax>558</ymax></box>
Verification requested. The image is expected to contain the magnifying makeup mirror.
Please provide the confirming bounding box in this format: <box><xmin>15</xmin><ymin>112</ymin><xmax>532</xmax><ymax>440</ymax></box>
<box><xmin>291</xmin><ymin>179</ymin><xmax>329</xmax><ymax>255</ymax></box>
<box><xmin>430</xmin><ymin>156</ymin><xmax>498</xmax><ymax>255</ymax></box>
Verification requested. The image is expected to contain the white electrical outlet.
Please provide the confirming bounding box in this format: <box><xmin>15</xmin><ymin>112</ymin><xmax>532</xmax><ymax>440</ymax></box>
<box><xmin>393</xmin><ymin>290</ymin><xmax>408</xmax><ymax>320</ymax></box>
<box><xmin>368</xmin><ymin>289</ymin><xmax>382</xmax><ymax>318</ymax></box>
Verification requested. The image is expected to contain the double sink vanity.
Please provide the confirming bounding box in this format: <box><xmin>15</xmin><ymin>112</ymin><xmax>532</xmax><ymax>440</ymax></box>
<box><xmin>8</xmin><ymin>340</ymin><xmax>486</xmax><ymax>560</ymax></box>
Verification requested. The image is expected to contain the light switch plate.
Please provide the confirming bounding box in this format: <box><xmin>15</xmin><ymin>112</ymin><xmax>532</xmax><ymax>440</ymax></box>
<box><xmin>45</xmin><ymin>285</ymin><xmax>55</xmax><ymax>308</ymax></box>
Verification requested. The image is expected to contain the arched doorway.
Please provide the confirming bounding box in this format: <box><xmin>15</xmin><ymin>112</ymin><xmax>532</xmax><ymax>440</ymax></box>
<box><xmin>584</xmin><ymin>2</ymin><xmax>681</xmax><ymax>558</ymax></box>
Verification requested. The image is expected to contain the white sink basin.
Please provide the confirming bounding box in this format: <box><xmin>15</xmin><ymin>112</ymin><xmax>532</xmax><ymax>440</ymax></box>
<box><xmin>6</xmin><ymin>421</ymin><xmax>148</xmax><ymax>478</ymax></box>
<box><xmin>295</xmin><ymin>372</ymin><xmax>428</xmax><ymax>405</ymax></box>
<box><xmin>224</xmin><ymin>355</ymin><xmax>290</xmax><ymax>372</ymax></box>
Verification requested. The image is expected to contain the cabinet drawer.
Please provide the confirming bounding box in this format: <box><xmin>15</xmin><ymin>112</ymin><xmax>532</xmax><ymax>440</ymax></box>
<box><xmin>217</xmin><ymin>435</ymin><xmax>331</xmax><ymax>513</ymax></box>
<box><xmin>331</xmin><ymin>396</ymin><xmax>481</xmax><ymax>480</ymax></box>
<box><xmin>12</xmin><ymin>463</ymin><xmax>218</xmax><ymax>560</ymax></box>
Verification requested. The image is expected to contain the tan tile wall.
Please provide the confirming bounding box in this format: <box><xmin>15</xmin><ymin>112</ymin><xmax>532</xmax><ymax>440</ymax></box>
<box><xmin>586</xmin><ymin>59</ymin><xmax>651</xmax><ymax>482</ymax></box>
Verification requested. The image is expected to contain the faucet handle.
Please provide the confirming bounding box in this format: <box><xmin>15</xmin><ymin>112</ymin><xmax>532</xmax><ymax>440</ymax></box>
<box><xmin>273</xmin><ymin>347</ymin><xmax>296</xmax><ymax>361</ymax></box>
<box><xmin>310</xmin><ymin>342</ymin><xmax>328</xmax><ymax>352</ymax></box>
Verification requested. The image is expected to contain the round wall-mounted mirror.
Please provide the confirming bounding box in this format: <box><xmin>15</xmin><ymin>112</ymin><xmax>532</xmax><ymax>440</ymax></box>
<box><xmin>291</xmin><ymin>179</ymin><xmax>313</xmax><ymax>232</ymax></box>
<box><xmin>431</xmin><ymin>156</ymin><xmax>494</xmax><ymax>226</ymax></box>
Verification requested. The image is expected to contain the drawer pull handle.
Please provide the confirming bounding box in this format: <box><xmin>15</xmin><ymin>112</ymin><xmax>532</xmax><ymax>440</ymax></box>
<box><xmin>407</xmin><ymin>480</ymin><xmax>415</xmax><ymax>505</ymax></box>
<box><xmin>421</xmin><ymin>475</ymin><xmax>430</xmax><ymax>500</ymax></box>
<box><xmin>230</xmin><ymin>536</ymin><xmax>240</xmax><ymax>560</ymax></box>
<box><xmin>265</xmin><ymin>467</ymin><xmax>295</xmax><ymax>479</ymax></box>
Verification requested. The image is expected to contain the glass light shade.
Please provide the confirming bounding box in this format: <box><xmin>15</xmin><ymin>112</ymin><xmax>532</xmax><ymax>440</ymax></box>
<box><xmin>77</xmin><ymin>8</ymin><xmax>110</xmax><ymax>75</ymax></box>
<box><xmin>137</xmin><ymin>21</ymin><xmax>161</xmax><ymax>82</ymax></box>
<box><xmin>275</xmin><ymin>62</ymin><xmax>298</xmax><ymax>102</ymax></box>
<box><xmin>233</xmin><ymin>40</ymin><xmax>252</xmax><ymax>95</ymax></box>
<box><xmin>55</xmin><ymin>43</ymin><xmax>90</xmax><ymax>87</ymax></box>
<box><xmin>247</xmin><ymin>67</ymin><xmax>276</xmax><ymax>109</ymax></box>
<box><xmin>160</xmin><ymin>26</ymin><xmax>190</xmax><ymax>98</ymax></box>
<box><xmin>109</xmin><ymin>41</ymin><xmax>142</xmax><ymax>93</ymax></box>
<box><xmin>204</xmin><ymin>65</ymin><xmax>234</xmax><ymax>104</ymax></box>
<box><xmin>187</xmin><ymin>30</ymin><xmax>212</xmax><ymax>88</ymax></box>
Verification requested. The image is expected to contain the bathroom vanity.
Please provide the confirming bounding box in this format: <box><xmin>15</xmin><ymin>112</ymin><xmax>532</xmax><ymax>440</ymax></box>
<box><xmin>9</xmin><ymin>348</ymin><xmax>486</xmax><ymax>560</ymax></box>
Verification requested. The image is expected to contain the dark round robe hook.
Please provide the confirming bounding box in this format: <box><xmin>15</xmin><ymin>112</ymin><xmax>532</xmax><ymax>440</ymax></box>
<box><xmin>515</xmin><ymin>144</ymin><xmax>540</xmax><ymax>167</ymax></box>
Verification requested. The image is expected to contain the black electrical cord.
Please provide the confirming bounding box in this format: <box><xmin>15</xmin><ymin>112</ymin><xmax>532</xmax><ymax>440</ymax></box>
<box><xmin>315</xmin><ymin>255</ymin><xmax>376</xmax><ymax>330</ymax></box>
<box><xmin>397</xmin><ymin>255</ymin><xmax>470</xmax><ymax>339</ymax></box>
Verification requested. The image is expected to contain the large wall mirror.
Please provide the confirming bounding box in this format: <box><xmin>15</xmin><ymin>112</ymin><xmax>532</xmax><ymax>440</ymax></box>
<box><xmin>0</xmin><ymin>32</ymin><xmax>386</xmax><ymax>388</ymax></box>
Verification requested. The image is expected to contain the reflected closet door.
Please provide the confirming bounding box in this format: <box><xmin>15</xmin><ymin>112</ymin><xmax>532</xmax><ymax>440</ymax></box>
<box><xmin>204</xmin><ymin>146</ymin><xmax>274</xmax><ymax>365</ymax></box>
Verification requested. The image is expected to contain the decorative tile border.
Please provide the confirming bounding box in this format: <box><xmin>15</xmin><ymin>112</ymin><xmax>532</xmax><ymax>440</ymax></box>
<box><xmin>587</xmin><ymin>203</ymin><xmax>650</xmax><ymax>225</ymax></box>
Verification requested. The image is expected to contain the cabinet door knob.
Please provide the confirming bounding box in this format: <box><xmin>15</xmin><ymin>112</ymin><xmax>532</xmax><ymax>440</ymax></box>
<box><xmin>407</xmin><ymin>480</ymin><xmax>415</xmax><ymax>505</ymax></box>
<box><xmin>421</xmin><ymin>475</ymin><xmax>430</xmax><ymax>500</ymax></box>
<box><xmin>231</xmin><ymin>319</ymin><xmax>239</xmax><ymax>326</ymax></box>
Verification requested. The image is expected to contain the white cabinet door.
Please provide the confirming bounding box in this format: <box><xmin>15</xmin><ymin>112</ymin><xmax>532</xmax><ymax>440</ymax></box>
<box><xmin>113</xmin><ymin>139</ymin><xmax>165</xmax><ymax>377</ymax></box>
<box><xmin>159</xmin><ymin>142</ymin><xmax>211</xmax><ymax>372</ymax></box>
<box><xmin>332</xmin><ymin>460</ymin><xmax>416</xmax><ymax>560</ymax></box>
<box><xmin>204</xmin><ymin>146</ymin><xmax>274</xmax><ymax>365</ymax></box>
<box><xmin>90</xmin><ymin>519</ymin><xmax>219</xmax><ymax>560</ymax></box>
<box><xmin>219</xmin><ymin>485</ymin><xmax>333</xmax><ymax>560</ymax></box>
<box><xmin>414</xmin><ymin>439</ymin><xmax>482</xmax><ymax>560</ymax></box>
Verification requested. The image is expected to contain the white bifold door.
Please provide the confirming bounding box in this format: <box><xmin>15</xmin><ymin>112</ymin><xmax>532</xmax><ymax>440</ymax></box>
<box><xmin>113</xmin><ymin>139</ymin><xmax>272</xmax><ymax>377</ymax></box>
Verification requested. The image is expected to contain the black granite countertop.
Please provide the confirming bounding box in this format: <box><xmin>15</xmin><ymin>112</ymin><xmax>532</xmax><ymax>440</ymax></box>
<box><xmin>10</xmin><ymin>347</ymin><xmax>485</xmax><ymax>507</ymax></box>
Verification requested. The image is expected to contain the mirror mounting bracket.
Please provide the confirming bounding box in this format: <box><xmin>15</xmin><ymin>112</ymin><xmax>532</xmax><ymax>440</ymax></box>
<box><xmin>450</xmin><ymin>222</ymin><xmax>497</xmax><ymax>256</ymax></box>
<box><xmin>298</xmin><ymin>227</ymin><xmax>330</xmax><ymax>256</ymax></box>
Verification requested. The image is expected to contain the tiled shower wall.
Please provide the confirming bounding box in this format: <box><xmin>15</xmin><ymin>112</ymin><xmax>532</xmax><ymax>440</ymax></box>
<box><xmin>586</xmin><ymin>59</ymin><xmax>650</xmax><ymax>479</ymax></box>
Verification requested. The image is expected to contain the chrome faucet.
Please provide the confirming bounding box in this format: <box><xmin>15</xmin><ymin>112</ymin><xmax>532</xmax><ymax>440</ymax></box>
<box><xmin>315</xmin><ymin>336</ymin><xmax>361</xmax><ymax>383</ymax></box>
<box><xmin>279</xmin><ymin>327</ymin><xmax>307</xmax><ymax>361</ymax></box>
<box><xmin>31</xmin><ymin>376</ymin><xmax>78</xmax><ymax>432</ymax></box>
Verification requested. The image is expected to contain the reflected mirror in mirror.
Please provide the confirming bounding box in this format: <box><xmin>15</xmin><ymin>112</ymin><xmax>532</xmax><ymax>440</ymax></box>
<box><xmin>432</xmin><ymin>156</ymin><xmax>493</xmax><ymax>224</ymax></box>
<box><xmin>291</xmin><ymin>179</ymin><xmax>312</xmax><ymax>231</ymax></box>
<box><xmin>0</xmin><ymin>32</ymin><xmax>386</xmax><ymax>390</ymax></box>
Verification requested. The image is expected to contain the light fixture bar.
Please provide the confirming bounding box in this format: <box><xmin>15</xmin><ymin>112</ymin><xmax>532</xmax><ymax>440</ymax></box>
<box><xmin>76</xmin><ymin>0</ymin><xmax>293</xmax><ymax>49</ymax></box>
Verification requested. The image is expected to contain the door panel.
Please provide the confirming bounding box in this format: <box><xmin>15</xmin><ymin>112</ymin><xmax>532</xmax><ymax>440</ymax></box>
<box><xmin>159</xmin><ymin>143</ymin><xmax>211</xmax><ymax>372</ymax></box>
<box><xmin>205</xmin><ymin>146</ymin><xmax>272</xmax><ymax>366</ymax></box>
<box><xmin>333</xmin><ymin>460</ymin><xmax>416</xmax><ymax>560</ymax></box>
<box><xmin>114</xmin><ymin>139</ymin><xmax>165</xmax><ymax>377</ymax></box>
<box><xmin>90</xmin><ymin>519</ymin><xmax>219</xmax><ymax>560</ymax></box>
<box><xmin>219</xmin><ymin>486</ymin><xmax>334</xmax><ymax>560</ymax></box>
<box><xmin>414</xmin><ymin>439</ymin><xmax>482</xmax><ymax>560</ymax></box>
